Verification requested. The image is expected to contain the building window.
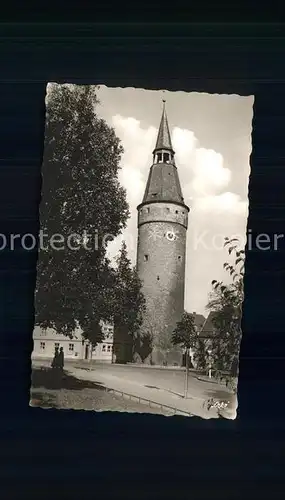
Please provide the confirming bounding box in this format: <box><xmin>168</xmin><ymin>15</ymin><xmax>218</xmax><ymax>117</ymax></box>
<box><xmin>157</xmin><ymin>276</ymin><xmax>160</xmax><ymax>281</ymax></box>
<box><xmin>175</xmin><ymin>210</ymin><xmax>179</xmax><ymax>214</ymax></box>
<box><xmin>102</xmin><ymin>345</ymin><xmax>106</xmax><ymax>352</ymax></box>
<box><xmin>151</xmin><ymin>192</ymin><xmax>158</xmax><ymax>197</ymax></box>
<box><xmin>40</xmin><ymin>342</ymin><xmax>45</xmax><ymax>351</ymax></box>
<box><xmin>146</xmin><ymin>207</ymin><xmax>150</xmax><ymax>213</ymax></box>
<box><xmin>144</xmin><ymin>254</ymin><xmax>149</xmax><ymax>262</ymax></box>
<box><xmin>178</xmin><ymin>256</ymin><xmax>182</xmax><ymax>261</ymax></box>
<box><xmin>54</xmin><ymin>342</ymin><xmax>59</xmax><ymax>349</ymax></box>
<box><xmin>166</xmin><ymin>207</ymin><xmax>170</xmax><ymax>213</ymax></box>
<box><xmin>107</xmin><ymin>345</ymin><xmax>112</xmax><ymax>352</ymax></box>
<box><xmin>68</xmin><ymin>343</ymin><xmax>74</xmax><ymax>352</ymax></box>
<box><xmin>40</xmin><ymin>330</ymin><xmax>47</xmax><ymax>336</ymax></box>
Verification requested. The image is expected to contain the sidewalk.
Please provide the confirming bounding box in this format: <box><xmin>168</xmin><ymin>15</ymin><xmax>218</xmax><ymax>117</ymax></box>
<box><xmin>66</xmin><ymin>365</ymin><xmax>235</xmax><ymax>419</ymax></box>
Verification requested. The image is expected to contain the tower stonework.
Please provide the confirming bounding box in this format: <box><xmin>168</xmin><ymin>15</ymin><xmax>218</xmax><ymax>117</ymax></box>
<box><xmin>135</xmin><ymin>102</ymin><xmax>189</xmax><ymax>365</ymax></box>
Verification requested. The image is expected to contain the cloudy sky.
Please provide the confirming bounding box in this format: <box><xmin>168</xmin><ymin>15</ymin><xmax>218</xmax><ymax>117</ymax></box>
<box><xmin>47</xmin><ymin>83</ymin><xmax>253</xmax><ymax>317</ymax></box>
<box><xmin>95</xmin><ymin>86</ymin><xmax>253</xmax><ymax>316</ymax></box>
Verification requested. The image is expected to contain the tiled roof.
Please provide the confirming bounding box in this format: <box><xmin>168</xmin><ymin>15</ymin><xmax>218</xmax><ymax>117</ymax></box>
<box><xmin>192</xmin><ymin>313</ymin><xmax>206</xmax><ymax>331</ymax></box>
<box><xmin>142</xmin><ymin>162</ymin><xmax>185</xmax><ymax>204</ymax></box>
<box><xmin>199</xmin><ymin>311</ymin><xmax>217</xmax><ymax>338</ymax></box>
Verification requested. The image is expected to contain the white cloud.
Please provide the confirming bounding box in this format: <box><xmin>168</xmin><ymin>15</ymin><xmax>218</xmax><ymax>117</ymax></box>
<box><xmin>192</xmin><ymin>148</ymin><xmax>231</xmax><ymax>196</ymax></box>
<box><xmin>195</xmin><ymin>192</ymin><xmax>248</xmax><ymax>215</ymax></box>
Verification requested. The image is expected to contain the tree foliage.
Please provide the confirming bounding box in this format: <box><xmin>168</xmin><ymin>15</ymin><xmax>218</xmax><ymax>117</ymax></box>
<box><xmin>35</xmin><ymin>84</ymin><xmax>130</xmax><ymax>344</ymax></box>
<box><xmin>206</xmin><ymin>237</ymin><xmax>244</xmax><ymax>376</ymax></box>
<box><xmin>172</xmin><ymin>312</ymin><xmax>198</xmax><ymax>350</ymax></box>
<box><xmin>193</xmin><ymin>339</ymin><xmax>207</xmax><ymax>371</ymax></box>
<box><xmin>112</xmin><ymin>241</ymin><xmax>146</xmax><ymax>339</ymax></box>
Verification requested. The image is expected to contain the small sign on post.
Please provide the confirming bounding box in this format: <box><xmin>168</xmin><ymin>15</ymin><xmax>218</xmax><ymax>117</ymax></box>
<box><xmin>208</xmin><ymin>349</ymin><xmax>212</xmax><ymax>379</ymax></box>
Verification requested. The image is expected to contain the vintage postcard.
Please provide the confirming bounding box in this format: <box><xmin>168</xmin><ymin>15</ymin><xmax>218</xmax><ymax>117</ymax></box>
<box><xmin>30</xmin><ymin>84</ymin><xmax>253</xmax><ymax>419</ymax></box>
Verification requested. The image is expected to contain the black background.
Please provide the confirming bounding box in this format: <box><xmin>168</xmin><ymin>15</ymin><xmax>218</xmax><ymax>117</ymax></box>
<box><xmin>0</xmin><ymin>14</ymin><xmax>285</xmax><ymax>499</ymax></box>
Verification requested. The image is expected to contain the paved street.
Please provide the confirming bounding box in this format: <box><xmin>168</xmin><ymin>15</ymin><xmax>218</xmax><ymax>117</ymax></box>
<box><xmin>78</xmin><ymin>362</ymin><xmax>232</xmax><ymax>398</ymax></box>
<box><xmin>32</xmin><ymin>359</ymin><xmax>236</xmax><ymax>419</ymax></box>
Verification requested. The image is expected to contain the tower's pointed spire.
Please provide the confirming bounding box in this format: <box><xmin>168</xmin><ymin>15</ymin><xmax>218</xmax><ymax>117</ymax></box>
<box><xmin>140</xmin><ymin>101</ymin><xmax>186</xmax><ymax>205</ymax></box>
<box><xmin>153</xmin><ymin>99</ymin><xmax>174</xmax><ymax>153</ymax></box>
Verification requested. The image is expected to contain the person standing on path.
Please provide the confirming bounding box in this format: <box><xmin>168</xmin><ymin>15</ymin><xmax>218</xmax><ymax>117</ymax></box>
<box><xmin>51</xmin><ymin>346</ymin><xmax>59</xmax><ymax>369</ymax></box>
<box><xmin>58</xmin><ymin>347</ymin><xmax>65</xmax><ymax>371</ymax></box>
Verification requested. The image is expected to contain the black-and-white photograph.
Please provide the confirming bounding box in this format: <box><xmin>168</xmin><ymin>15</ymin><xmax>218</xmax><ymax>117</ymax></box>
<box><xmin>30</xmin><ymin>84</ymin><xmax>253</xmax><ymax>419</ymax></box>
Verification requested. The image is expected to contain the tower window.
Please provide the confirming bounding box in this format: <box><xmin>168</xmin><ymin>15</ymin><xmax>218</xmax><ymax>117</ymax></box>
<box><xmin>175</xmin><ymin>210</ymin><xmax>179</xmax><ymax>214</ymax></box>
<box><xmin>144</xmin><ymin>254</ymin><xmax>149</xmax><ymax>262</ymax></box>
<box><xmin>166</xmin><ymin>208</ymin><xmax>170</xmax><ymax>213</ymax></box>
<box><xmin>157</xmin><ymin>153</ymin><xmax>162</xmax><ymax>162</ymax></box>
<box><xmin>146</xmin><ymin>207</ymin><xmax>150</xmax><ymax>213</ymax></box>
<box><xmin>151</xmin><ymin>192</ymin><xmax>158</xmax><ymax>197</ymax></box>
<box><xmin>163</xmin><ymin>153</ymin><xmax>170</xmax><ymax>163</ymax></box>
<box><xmin>178</xmin><ymin>256</ymin><xmax>182</xmax><ymax>261</ymax></box>
<box><xmin>157</xmin><ymin>276</ymin><xmax>160</xmax><ymax>281</ymax></box>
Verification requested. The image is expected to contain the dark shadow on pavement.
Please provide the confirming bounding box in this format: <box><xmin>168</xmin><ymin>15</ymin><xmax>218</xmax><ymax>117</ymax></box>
<box><xmin>144</xmin><ymin>384</ymin><xmax>193</xmax><ymax>400</ymax></box>
<box><xmin>31</xmin><ymin>367</ymin><xmax>107</xmax><ymax>392</ymax></box>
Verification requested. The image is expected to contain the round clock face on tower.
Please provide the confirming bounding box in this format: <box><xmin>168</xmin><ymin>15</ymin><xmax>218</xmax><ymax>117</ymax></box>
<box><xmin>166</xmin><ymin>230</ymin><xmax>177</xmax><ymax>241</ymax></box>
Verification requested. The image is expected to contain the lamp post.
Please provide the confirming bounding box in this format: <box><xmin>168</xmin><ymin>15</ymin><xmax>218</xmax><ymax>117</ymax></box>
<box><xmin>184</xmin><ymin>347</ymin><xmax>189</xmax><ymax>398</ymax></box>
<box><xmin>89</xmin><ymin>342</ymin><xmax>93</xmax><ymax>370</ymax></box>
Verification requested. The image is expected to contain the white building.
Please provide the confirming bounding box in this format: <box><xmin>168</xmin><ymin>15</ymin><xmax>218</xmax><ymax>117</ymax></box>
<box><xmin>32</xmin><ymin>321</ymin><xmax>114</xmax><ymax>363</ymax></box>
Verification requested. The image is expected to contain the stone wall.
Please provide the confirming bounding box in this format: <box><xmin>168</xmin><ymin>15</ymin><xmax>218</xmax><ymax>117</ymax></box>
<box><xmin>136</xmin><ymin>201</ymin><xmax>188</xmax><ymax>365</ymax></box>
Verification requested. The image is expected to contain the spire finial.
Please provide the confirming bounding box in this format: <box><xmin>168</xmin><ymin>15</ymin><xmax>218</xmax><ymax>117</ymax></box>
<box><xmin>153</xmin><ymin>95</ymin><xmax>173</xmax><ymax>153</ymax></box>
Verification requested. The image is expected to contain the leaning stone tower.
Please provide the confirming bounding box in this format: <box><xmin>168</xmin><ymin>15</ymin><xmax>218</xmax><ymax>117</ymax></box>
<box><xmin>135</xmin><ymin>101</ymin><xmax>189</xmax><ymax>365</ymax></box>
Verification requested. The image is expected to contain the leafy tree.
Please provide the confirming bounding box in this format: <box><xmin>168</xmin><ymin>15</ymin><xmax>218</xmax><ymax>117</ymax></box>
<box><xmin>172</xmin><ymin>312</ymin><xmax>198</xmax><ymax>350</ymax></box>
<box><xmin>172</xmin><ymin>312</ymin><xmax>198</xmax><ymax>396</ymax></box>
<box><xmin>172</xmin><ymin>312</ymin><xmax>198</xmax><ymax>367</ymax></box>
<box><xmin>112</xmin><ymin>241</ymin><xmax>146</xmax><ymax>344</ymax></box>
<box><xmin>206</xmin><ymin>237</ymin><xmax>244</xmax><ymax>384</ymax></box>
<box><xmin>193</xmin><ymin>339</ymin><xmax>207</xmax><ymax>371</ymax></box>
<box><xmin>35</xmin><ymin>83</ymin><xmax>129</xmax><ymax>345</ymax></box>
